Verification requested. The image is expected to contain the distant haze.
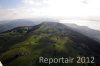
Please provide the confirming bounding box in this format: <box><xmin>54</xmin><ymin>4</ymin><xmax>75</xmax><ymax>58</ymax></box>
<box><xmin>0</xmin><ymin>0</ymin><xmax>100</xmax><ymax>20</ymax></box>
<box><xmin>60</xmin><ymin>19</ymin><xmax>100</xmax><ymax>31</ymax></box>
<box><xmin>0</xmin><ymin>0</ymin><xmax>100</xmax><ymax>31</ymax></box>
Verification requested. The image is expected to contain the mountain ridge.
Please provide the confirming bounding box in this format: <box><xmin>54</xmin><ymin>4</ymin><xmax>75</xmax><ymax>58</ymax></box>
<box><xmin>0</xmin><ymin>22</ymin><xmax>100</xmax><ymax>66</ymax></box>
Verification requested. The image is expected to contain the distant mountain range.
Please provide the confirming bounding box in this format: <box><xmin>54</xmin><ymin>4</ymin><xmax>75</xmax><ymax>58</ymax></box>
<box><xmin>0</xmin><ymin>19</ymin><xmax>59</xmax><ymax>33</ymax></box>
<box><xmin>65</xmin><ymin>23</ymin><xmax>100</xmax><ymax>43</ymax></box>
<box><xmin>0</xmin><ymin>19</ymin><xmax>41</xmax><ymax>32</ymax></box>
<box><xmin>0</xmin><ymin>22</ymin><xmax>100</xmax><ymax>66</ymax></box>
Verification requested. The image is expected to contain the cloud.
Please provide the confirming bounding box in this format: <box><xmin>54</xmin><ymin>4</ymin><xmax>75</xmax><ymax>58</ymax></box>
<box><xmin>23</xmin><ymin>0</ymin><xmax>43</xmax><ymax>5</ymax></box>
<box><xmin>0</xmin><ymin>0</ymin><xmax>100</xmax><ymax>21</ymax></box>
<box><xmin>21</xmin><ymin>0</ymin><xmax>48</xmax><ymax>8</ymax></box>
<box><xmin>0</xmin><ymin>0</ymin><xmax>49</xmax><ymax>20</ymax></box>
<box><xmin>0</xmin><ymin>9</ymin><xmax>34</xmax><ymax>20</ymax></box>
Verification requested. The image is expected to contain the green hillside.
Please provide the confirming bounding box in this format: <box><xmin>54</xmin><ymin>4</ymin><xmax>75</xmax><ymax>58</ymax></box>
<box><xmin>0</xmin><ymin>22</ymin><xmax>100</xmax><ymax>66</ymax></box>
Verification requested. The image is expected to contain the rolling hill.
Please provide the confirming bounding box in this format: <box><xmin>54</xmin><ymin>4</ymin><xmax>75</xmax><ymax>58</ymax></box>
<box><xmin>0</xmin><ymin>22</ymin><xmax>100</xmax><ymax>66</ymax></box>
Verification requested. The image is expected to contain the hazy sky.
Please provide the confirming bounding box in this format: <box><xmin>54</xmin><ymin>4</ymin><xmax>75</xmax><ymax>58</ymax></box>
<box><xmin>0</xmin><ymin>0</ymin><xmax>100</xmax><ymax>20</ymax></box>
<box><xmin>0</xmin><ymin>0</ymin><xmax>100</xmax><ymax>30</ymax></box>
<box><xmin>60</xmin><ymin>19</ymin><xmax>100</xmax><ymax>31</ymax></box>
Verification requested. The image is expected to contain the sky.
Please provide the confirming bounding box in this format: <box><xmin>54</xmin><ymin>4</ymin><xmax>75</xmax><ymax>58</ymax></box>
<box><xmin>0</xmin><ymin>0</ymin><xmax>100</xmax><ymax>30</ymax></box>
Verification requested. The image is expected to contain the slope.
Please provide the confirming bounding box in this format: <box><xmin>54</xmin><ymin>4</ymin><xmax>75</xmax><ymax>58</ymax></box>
<box><xmin>0</xmin><ymin>22</ymin><xmax>100</xmax><ymax>66</ymax></box>
<box><xmin>65</xmin><ymin>23</ymin><xmax>100</xmax><ymax>43</ymax></box>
